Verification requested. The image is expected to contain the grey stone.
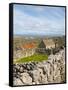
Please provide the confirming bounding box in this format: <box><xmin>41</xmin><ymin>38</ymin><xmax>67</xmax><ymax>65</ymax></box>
<box><xmin>21</xmin><ymin>72</ymin><xmax>32</xmax><ymax>85</ymax></box>
<box><xmin>13</xmin><ymin>49</ymin><xmax>65</xmax><ymax>85</ymax></box>
<box><xmin>13</xmin><ymin>77</ymin><xmax>24</xmax><ymax>86</ymax></box>
<box><xmin>19</xmin><ymin>67</ymin><xmax>24</xmax><ymax>73</ymax></box>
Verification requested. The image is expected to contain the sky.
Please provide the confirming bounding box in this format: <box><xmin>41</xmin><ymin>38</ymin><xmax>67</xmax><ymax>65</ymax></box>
<box><xmin>13</xmin><ymin>4</ymin><xmax>65</xmax><ymax>36</ymax></box>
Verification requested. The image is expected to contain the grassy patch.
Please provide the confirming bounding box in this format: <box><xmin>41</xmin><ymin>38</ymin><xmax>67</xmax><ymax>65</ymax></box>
<box><xmin>15</xmin><ymin>54</ymin><xmax>48</xmax><ymax>63</ymax></box>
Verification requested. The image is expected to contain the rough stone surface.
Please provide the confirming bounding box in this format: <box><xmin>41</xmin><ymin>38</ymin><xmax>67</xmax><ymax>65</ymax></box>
<box><xmin>13</xmin><ymin>49</ymin><xmax>66</xmax><ymax>86</ymax></box>
<box><xmin>13</xmin><ymin>77</ymin><xmax>24</xmax><ymax>86</ymax></box>
<box><xmin>21</xmin><ymin>72</ymin><xmax>32</xmax><ymax>85</ymax></box>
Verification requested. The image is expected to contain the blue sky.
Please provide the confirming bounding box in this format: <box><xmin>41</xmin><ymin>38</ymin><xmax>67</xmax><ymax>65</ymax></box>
<box><xmin>13</xmin><ymin>4</ymin><xmax>65</xmax><ymax>36</ymax></box>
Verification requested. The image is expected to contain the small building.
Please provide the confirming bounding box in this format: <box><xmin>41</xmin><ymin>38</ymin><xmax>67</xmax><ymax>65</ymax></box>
<box><xmin>38</xmin><ymin>39</ymin><xmax>55</xmax><ymax>49</ymax></box>
<box><xmin>35</xmin><ymin>39</ymin><xmax>55</xmax><ymax>54</ymax></box>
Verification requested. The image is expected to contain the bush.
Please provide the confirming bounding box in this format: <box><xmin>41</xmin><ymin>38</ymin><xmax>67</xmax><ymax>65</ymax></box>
<box><xmin>46</xmin><ymin>49</ymin><xmax>51</xmax><ymax>55</ymax></box>
<box><xmin>53</xmin><ymin>48</ymin><xmax>60</xmax><ymax>54</ymax></box>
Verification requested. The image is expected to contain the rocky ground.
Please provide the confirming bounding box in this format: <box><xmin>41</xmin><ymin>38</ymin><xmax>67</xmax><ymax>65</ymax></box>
<box><xmin>13</xmin><ymin>49</ymin><xmax>66</xmax><ymax>86</ymax></box>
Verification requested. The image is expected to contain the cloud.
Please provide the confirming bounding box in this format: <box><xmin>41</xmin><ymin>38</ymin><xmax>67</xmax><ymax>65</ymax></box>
<box><xmin>13</xmin><ymin>4</ymin><xmax>65</xmax><ymax>36</ymax></box>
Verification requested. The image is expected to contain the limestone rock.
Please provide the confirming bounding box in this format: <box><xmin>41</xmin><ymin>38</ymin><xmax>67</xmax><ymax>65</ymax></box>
<box><xmin>21</xmin><ymin>72</ymin><xmax>32</xmax><ymax>85</ymax></box>
<box><xmin>13</xmin><ymin>77</ymin><xmax>24</xmax><ymax>86</ymax></box>
<box><xmin>13</xmin><ymin>49</ymin><xmax>65</xmax><ymax>85</ymax></box>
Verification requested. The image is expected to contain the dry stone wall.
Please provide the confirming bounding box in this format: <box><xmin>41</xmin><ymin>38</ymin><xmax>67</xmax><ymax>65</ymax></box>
<box><xmin>13</xmin><ymin>49</ymin><xmax>65</xmax><ymax>86</ymax></box>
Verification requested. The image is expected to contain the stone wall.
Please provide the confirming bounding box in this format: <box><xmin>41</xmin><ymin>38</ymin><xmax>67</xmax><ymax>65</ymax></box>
<box><xmin>13</xmin><ymin>49</ymin><xmax>65</xmax><ymax>86</ymax></box>
<box><xmin>13</xmin><ymin>48</ymin><xmax>35</xmax><ymax>61</ymax></box>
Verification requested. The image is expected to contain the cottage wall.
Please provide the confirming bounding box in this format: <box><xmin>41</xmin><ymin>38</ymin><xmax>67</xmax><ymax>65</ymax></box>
<box><xmin>46</xmin><ymin>44</ymin><xmax>55</xmax><ymax>49</ymax></box>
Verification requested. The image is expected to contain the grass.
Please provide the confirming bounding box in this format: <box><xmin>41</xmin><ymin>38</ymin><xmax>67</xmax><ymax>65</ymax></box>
<box><xmin>15</xmin><ymin>54</ymin><xmax>48</xmax><ymax>64</ymax></box>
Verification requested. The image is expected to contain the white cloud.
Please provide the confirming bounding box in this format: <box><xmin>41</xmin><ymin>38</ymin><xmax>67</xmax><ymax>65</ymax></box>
<box><xmin>13</xmin><ymin>5</ymin><xmax>65</xmax><ymax>36</ymax></box>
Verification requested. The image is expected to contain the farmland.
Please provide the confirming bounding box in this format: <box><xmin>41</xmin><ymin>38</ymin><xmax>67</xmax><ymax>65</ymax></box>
<box><xmin>13</xmin><ymin>35</ymin><xmax>65</xmax><ymax>63</ymax></box>
<box><xmin>13</xmin><ymin>35</ymin><xmax>66</xmax><ymax>85</ymax></box>
<box><xmin>14</xmin><ymin>54</ymin><xmax>48</xmax><ymax>63</ymax></box>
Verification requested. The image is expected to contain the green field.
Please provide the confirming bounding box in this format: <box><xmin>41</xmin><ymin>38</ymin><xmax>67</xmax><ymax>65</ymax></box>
<box><xmin>15</xmin><ymin>54</ymin><xmax>48</xmax><ymax>63</ymax></box>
